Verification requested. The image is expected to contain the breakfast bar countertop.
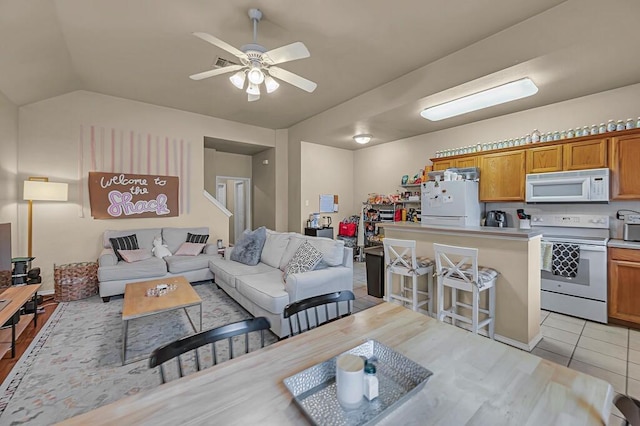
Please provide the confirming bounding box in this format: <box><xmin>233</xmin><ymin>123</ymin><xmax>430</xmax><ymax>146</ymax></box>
<box><xmin>60</xmin><ymin>303</ymin><xmax>612</xmax><ymax>426</ymax></box>
<box><xmin>608</xmin><ymin>239</ymin><xmax>640</xmax><ymax>250</ymax></box>
<box><xmin>378</xmin><ymin>221</ymin><xmax>543</xmax><ymax>240</ymax></box>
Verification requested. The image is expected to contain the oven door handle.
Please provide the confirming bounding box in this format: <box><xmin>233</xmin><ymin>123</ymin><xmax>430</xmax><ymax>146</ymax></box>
<box><xmin>542</xmin><ymin>241</ymin><xmax>607</xmax><ymax>252</ymax></box>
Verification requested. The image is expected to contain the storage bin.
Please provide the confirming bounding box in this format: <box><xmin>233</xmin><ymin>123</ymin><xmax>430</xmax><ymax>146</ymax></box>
<box><xmin>54</xmin><ymin>262</ymin><xmax>99</xmax><ymax>302</ymax></box>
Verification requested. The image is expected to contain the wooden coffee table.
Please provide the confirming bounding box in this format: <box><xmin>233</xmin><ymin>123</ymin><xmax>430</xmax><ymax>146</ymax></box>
<box><xmin>122</xmin><ymin>276</ymin><xmax>202</xmax><ymax>365</ymax></box>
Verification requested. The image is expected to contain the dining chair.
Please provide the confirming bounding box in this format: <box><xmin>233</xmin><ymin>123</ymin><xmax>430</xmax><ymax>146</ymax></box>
<box><xmin>614</xmin><ymin>394</ymin><xmax>640</xmax><ymax>425</ymax></box>
<box><xmin>282</xmin><ymin>290</ymin><xmax>355</xmax><ymax>337</ymax></box>
<box><xmin>149</xmin><ymin>316</ymin><xmax>271</xmax><ymax>384</ymax></box>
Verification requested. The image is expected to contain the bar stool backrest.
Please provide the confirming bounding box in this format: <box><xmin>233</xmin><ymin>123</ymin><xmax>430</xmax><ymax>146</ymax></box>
<box><xmin>383</xmin><ymin>238</ymin><xmax>418</xmax><ymax>275</ymax></box>
<box><xmin>433</xmin><ymin>243</ymin><xmax>479</xmax><ymax>287</ymax></box>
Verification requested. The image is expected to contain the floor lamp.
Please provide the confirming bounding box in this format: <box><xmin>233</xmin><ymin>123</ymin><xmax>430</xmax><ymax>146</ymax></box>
<box><xmin>23</xmin><ymin>177</ymin><xmax>68</xmax><ymax>258</ymax></box>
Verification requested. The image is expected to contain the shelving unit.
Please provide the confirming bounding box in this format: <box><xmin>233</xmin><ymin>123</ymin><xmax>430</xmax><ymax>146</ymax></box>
<box><xmin>362</xmin><ymin>184</ymin><xmax>423</xmax><ymax>246</ymax></box>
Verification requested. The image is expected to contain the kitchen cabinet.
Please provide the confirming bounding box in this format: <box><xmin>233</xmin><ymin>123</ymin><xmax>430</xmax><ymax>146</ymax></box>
<box><xmin>479</xmin><ymin>150</ymin><xmax>526</xmax><ymax>201</ymax></box>
<box><xmin>526</xmin><ymin>144</ymin><xmax>563</xmax><ymax>173</ymax></box>
<box><xmin>432</xmin><ymin>160</ymin><xmax>453</xmax><ymax>171</ymax></box>
<box><xmin>609</xmin><ymin>247</ymin><xmax>640</xmax><ymax>326</ymax></box>
<box><xmin>610</xmin><ymin>134</ymin><xmax>640</xmax><ymax>200</ymax></box>
<box><xmin>433</xmin><ymin>157</ymin><xmax>476</xmax><ymax>171</ymax></box>
<box><xmin>563</xmin><ymin>138</ymin><xmax>607</xmax><ymax>170</ymax></box>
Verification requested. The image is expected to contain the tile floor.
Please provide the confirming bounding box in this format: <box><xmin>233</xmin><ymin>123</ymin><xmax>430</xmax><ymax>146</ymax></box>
<box><xmin>351</xmin><ymin>261</ymin><xmax>634</xmax><ymax>424</ymax></box>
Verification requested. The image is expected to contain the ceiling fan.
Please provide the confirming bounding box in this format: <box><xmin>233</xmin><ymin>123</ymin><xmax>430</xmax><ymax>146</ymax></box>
<box><xmin>189</xmin><ymin>8</ymin><xmax>317</xmax><ymax>102</ymax></box>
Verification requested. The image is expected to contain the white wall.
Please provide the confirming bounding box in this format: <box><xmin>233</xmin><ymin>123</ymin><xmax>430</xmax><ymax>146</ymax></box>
<box><xmin>300</xmin><ymin>142</ymin><xmax>355</xmax><ymax>231</ymax></box>
<box><xmin>0</xmin><ymin>90</ymin><xmax>18</xmax><ymax>253</ymax></box>
<box><xmin>354</xmin><ymin>82</ymin><xmax>640</xmax><ymax>237</ymax></box>
<box><xmin>17</xmin><ymin>90</ymin><xmax>276</xmax><ymax>291</ymax></box>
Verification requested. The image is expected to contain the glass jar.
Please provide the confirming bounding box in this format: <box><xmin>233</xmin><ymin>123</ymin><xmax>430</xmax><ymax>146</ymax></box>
<box><xmin>552</xmin><ymin>131</ymin><xmax>560</xmax><ymax>141</ymax></box>
<box><xmin>540</xmin><ymin>133</ymin><xmax>547</xmax><ymax>143</ymax></box>
<box><xmin>590</xmin><ymin>125</ymin><xmax>598</xmax><ymax>135</ymax></box>
<box><xmin>507</xmin><ymin>139</ymin><xmax>514</xmax><ymax>147</ymax></box>
<box><xmin>531</xmin><ymin>129</ymin><xmax>541</xmax><ymax>143</ymax></box>
<box><xmin>492</xmin><ymin>142</ymin><xmax>498</xmax><ymax>150</ymax></box>
<box><xmin>567</xmin><ymin>128</ymin><xmax>575</xmax><ymax>138</ymax></box>
<box><xmin>626</xmin><ymin>118</ymin><xmax>635</xmax><ymax>130</ymax></box>
<box><xmin>637</xmin><ymin>117</ymin><xmax>640</xmax><ymax>129</ymax></box>
<box><xmin>583</xmin><ymin>126</ymin><xmax>590</xmax><ymax>137</ymax></box>
<box><xmin>607</xmin><ymin>120</ymin><xmax>616</xmax><ymax>132</ymax></box>
<box><xmin>560</xmin><ymin>131</ymin><xmax>567</xmax><ymax>139</ymax></box>
<box><xmin>598</xmin><ymin>123</ymin><xmax>607</xmax><ymax>134</ymax></box>
<box><xmin>616</xmin><ymin>120</ymin><xmax>625</xmax><ymax>131</ymax></box>
<box><xmin>497</xmin><ymin>141</ymin><xmax>504</xmax><ymax>149</ymax></box>
<box><xmin>476</xmin><ymin>143</ymin><xmax>482</xmax><ymax>152</ymax></box>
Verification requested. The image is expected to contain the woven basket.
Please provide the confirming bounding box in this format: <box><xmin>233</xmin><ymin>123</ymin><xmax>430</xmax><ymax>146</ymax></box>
<box><xmin>54</xmin><ymin>262</ymin><xmax>99</xmax><ymax>302</ymax></box>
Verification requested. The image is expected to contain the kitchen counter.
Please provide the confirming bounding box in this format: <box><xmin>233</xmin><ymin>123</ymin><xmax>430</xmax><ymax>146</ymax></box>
<box><xmin>608</xmin><ymin>239</ymin><xmax>640</xmax><ymax>250</ymax></box>
<box><xmin>379</xmin><ymin>222</ymin><xmax>543</xmax><ymax>239</ymax></box>
<box><xmin>379</xmin><ymin>222</ymin><xmax>541</xmax><ymax>350</ymax></box>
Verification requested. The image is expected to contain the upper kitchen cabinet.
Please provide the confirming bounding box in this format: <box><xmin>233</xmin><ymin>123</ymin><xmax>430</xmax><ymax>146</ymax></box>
<box><xmin>526</xmin><ymin>144</ymin><xmax>563</xmax><ymax>174</ymax></box>
<box><xmin>433</xmin><ymin>157</ymin><xmax>477</xmax><ymax>171</ymax></box>
<box><xmin>479</xmin><ymin>150</ymin><xmax>526</xmax><ymax>201</ymax></box>
<box><xmin>563</xmin><ymin>138</ymin><xmax>608</xmax><ymax>171</ymax></box>
<box><xmin>611</xmin><ymin>134</ymin><xmax>640</xmax><ymax>199</ymax></box>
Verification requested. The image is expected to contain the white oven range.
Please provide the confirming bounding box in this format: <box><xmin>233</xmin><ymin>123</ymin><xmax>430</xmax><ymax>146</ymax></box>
<box><xmin>531</xmin><ymin>214</ymin><xmax>609</xmax><ymax>323</ymax></box>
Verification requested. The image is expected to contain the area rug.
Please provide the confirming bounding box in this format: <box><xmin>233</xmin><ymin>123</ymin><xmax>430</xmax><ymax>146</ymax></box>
<box><xmin>0</xmin><ymin>283</ymin><xmax>277</xmax><ymax>425</ymax></box>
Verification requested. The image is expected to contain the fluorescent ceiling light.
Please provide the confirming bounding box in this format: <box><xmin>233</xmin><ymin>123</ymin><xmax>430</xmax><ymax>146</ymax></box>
<box><xmin>353</xmin><ymin>134</ymin><xmax>372</xmax><ymax>144</ymax></box>
<box><xmin>420</xmin><ymin>78</ymin><xmax>538</xmax><ymax>121</ymax></box>
<box><xmin>229</xmin><ymin>71</ymin><xmax>246</xmax><ymax>89</ymax></box>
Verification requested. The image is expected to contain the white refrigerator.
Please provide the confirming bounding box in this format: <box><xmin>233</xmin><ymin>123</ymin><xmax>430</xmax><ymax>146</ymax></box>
<box><xmin>420</xmin><ymin>180</ymin><xmax>481</xmax><ymax>227</ymax></box>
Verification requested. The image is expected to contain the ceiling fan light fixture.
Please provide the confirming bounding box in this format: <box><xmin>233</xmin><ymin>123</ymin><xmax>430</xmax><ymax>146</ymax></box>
<box><xmin>248</xmin><ymin>93</ymin><xmax>260</xmax><ymax>102</ymax></box>
<box><xmin>420</xmin><ymin>78</ymin><xmax>538</xmax><ymax>121</ymax></box>
<box><xmin>264</xmin><ymin>75</ymin><xmax>280</xmax><ymax>93</ymax></box>
<box><xmin>229</xmin><ymin>71</ymin><xmax>246</xmax><ymax>89</ymax></box>
<box><xmin>246</xmin><ymin>82</ymin><xmax>260</xmax><ymax>96</ymax></box>
<box><xmin>247</xmin><ymin>67</ymin><xmax>265</xmax><ymax>85</ymax></box>
<box><xmin>353</xmin><ymin>134</ymin><xmax>372</xmax><ymax>145</ymax></box>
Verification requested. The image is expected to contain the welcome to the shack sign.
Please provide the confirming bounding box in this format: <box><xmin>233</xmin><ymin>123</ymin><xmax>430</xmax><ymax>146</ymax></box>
<box><xmin>88</xmin><ymin>172</ymin><xmax>179</xmax><ymax>219</ymax></box>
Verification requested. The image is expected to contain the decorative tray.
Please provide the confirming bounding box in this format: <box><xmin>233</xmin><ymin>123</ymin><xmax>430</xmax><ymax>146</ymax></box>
<box><xmin>283</xmin><ymin>340</ymin><xmax>433</xmax><ymax>426</ymax></box>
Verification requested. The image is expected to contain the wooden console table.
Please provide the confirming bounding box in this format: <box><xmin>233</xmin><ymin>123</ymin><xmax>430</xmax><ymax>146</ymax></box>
<box><xmin>0</xmin><ymin>284</ymin><xmax>41</xmax><ymax>358</ymax></box>
<box><xmin>304</xmin><ymin>226</ymin><xmax>333</xmax><ymax>239</ymax></box>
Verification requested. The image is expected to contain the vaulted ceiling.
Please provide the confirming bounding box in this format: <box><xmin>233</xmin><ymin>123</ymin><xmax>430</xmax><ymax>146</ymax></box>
<box><xmin>2</xmin><ymin>0</ymin><xmax>640</xmax><ymax>149</ymax></box>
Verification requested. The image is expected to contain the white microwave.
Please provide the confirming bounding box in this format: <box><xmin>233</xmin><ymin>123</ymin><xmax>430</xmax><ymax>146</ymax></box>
<box><xmin>526</xmin><ymin>168</ymin><xmax>609</xmax><ymax>203</ymax></box>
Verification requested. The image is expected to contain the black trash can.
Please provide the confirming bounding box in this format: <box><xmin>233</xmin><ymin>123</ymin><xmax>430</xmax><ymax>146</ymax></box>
<box><xmin>364</xmin><ymin>246</ymin><xmax>385</xmax><ymax>298</ymax></box>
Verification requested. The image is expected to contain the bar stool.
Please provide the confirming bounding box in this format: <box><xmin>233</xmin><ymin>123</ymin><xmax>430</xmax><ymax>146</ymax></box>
<box><xmin>433</xmin><ymin>243</ymin><xmax>498</xmax><ymax>339</ymax></box>
<box><xmin>383</xmin><ymin>238</ymin><xmax>434</xmax><ymax>315</ymax></box>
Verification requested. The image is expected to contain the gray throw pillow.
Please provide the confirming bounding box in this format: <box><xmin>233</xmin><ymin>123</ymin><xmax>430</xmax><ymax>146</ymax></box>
<box><xmin>230</xmin><ymin>227</ymin><xmax>267</xmax><ymax>266</ymax></box>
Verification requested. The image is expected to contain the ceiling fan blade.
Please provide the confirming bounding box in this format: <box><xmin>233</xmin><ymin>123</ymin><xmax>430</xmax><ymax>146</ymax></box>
<box><xmin>193</xmin><ymin>32</ymin><xmax>247</xmax><ymax>60</ymax></box>
<box><xmin>264</xmin><ymin>42</ymin><xmax>310</xmax><ymax>65</ymax></box>
<box><xmin>189</xmin><ymin>64</ymin><xmax>244</xmax><ymax>81</ymax></box>
<box><xmin>268</xmin><ymin>67</ymin><xmax>317</xmax><ymax>93</ymax></box>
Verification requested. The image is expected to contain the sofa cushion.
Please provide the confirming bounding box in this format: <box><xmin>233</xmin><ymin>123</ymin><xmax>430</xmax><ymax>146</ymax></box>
<box><xmin>165</xmin><ymin>254</ymin><xmax>215</xmax><ymax>274</ymax></box>
<box><xmin>109</xmin><ymin>235</ymin><xmax>139</xmax><ymax>261</ymax></box>
<box><xmin>283</xmin><ymin>241</ymin><xmax>323</xmax><ymax>281</ymax></box>
<box><xmin>279</xmin><ymin>235</ymin><xmax>345</xmax><ymax>270</ymax></box>
<box><xmin>163</xmin><ymin>227</ymin><xmax>209</xmax><ymax>254</ymax></box>
<box><xmin>104</xmin><ymin>228</ymin><xmax>160</xmax><ymax>251</ymax></box>
<box><xmin>208</xmin><ymin>257</ymin><xmax>274</xmax><ymax>289</ymax></box>
<box><xmin>236</xmin><ymin>269</ymin><xmax>290</xmax><ymax>315</ymax></box>
<box><xmin>230</xmin><ymin>227</ymin><xmax>267</xmax><ymax>266</ymax></box>
<box><xmin>97</xmin><ymin>256</ymin><xmax>167</xmax><ymax>282</ymax></box>
<box><xmin>261</xmin><ymin>230</ymin><xmax>292</xmax><ymax>268</ymax></box>
<box><xmin>119</xmin><ymin>248</ymin><xmax>152</xmax><ymax>263</ymax></box>
<box><xmin>174</xmin><ymin>242</ymin><xmax>206</xmax><ymax>256</ymax></box>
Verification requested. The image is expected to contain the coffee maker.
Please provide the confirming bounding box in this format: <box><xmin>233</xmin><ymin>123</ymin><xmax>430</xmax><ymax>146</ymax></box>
<box><xmin>307</xmin><ymin>213</ymin><xmax>321</xmax><ymax>228</ymax></box>
<box><xmin>485</xmin><ymin>211</ymin><xmax>508</xmax><ymax>227</ymax></box>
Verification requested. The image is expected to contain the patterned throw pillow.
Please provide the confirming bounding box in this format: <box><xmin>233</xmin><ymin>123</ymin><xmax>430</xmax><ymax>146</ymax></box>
<box><xmin>186</xmin><ymin>233</ymin><xmax>209</xmax><ymax>244</ymax></box>
<box><xmin>284</xmin><ymin>241</ymin><xmax>323</xmax><ymax>281</ymax></box>
<box><xmin>109</xmin><ymin>234</ymin><xmax>139</xmax><ymax>261</ymax></box>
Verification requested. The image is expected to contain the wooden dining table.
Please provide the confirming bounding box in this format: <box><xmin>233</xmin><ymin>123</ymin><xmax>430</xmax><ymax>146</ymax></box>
<box><xmin>60</xmin><ymin>302</ymin><xmax>613</xmax><ymax>425</ymax></box>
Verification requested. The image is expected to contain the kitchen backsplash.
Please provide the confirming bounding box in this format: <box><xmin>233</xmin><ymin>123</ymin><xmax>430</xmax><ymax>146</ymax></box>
<box><xmin>485</xmin><ymin>200</ymin><xmax>640</xmax><ymax>239</ymax></box>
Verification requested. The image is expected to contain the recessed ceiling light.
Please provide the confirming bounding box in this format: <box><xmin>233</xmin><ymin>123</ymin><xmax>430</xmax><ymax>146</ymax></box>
<box><xmin>353</xmin><ymin>134</ymin><xmax>372</xmax><ymax>144</ymax></box>
<box><xmin>420</xmin><ymin>78</ymin><xmax>538</xmax><ymax>121</ymax></box>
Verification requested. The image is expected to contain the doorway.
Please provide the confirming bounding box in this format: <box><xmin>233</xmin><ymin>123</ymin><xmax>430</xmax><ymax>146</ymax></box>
<box><xmin>215</xmin><ymin>176</ymin><xmax>252</xmax><ymax>244</ymax></box>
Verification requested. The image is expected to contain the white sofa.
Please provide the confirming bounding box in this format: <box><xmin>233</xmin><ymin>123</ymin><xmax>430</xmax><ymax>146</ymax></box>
<box><xmin>208</xmin><ymin>230</ymin><xmax>353</xmax><ymax>338</ymax></box>
<box><xmin>98</xmin><ymin>227</ymin><xmax>217</xmax><ymax>301</ymax></box>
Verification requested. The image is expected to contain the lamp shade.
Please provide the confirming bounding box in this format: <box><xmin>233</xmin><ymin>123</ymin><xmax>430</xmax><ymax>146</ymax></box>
<box><xmin>23</xmin><ymin>180</ymin><xmax>68</xmax><ymax>201</ymax></box>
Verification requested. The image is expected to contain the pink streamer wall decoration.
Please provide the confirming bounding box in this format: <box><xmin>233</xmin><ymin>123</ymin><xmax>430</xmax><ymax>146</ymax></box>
<box><xmin>78</xmin><ymin>125</ymin><xmax>193</xmax><ymax>216</ymax></box>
